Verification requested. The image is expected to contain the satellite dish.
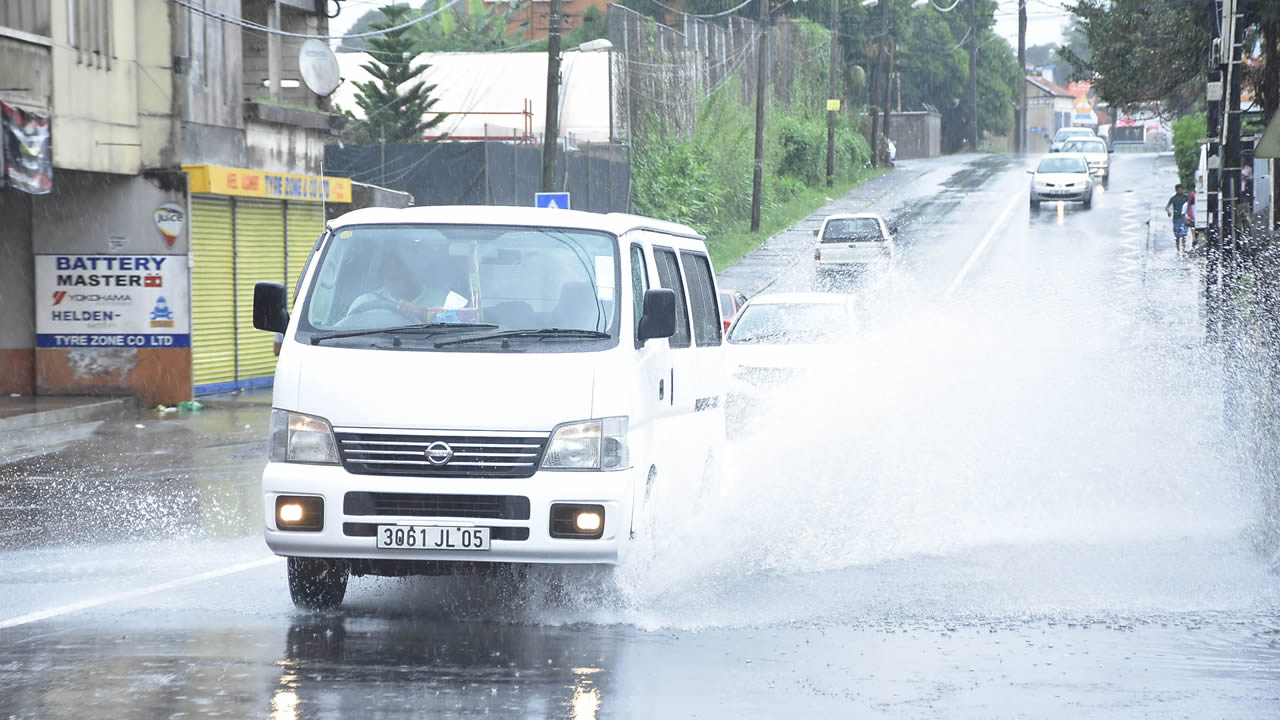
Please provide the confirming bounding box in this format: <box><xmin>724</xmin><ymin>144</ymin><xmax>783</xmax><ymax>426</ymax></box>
<box><xmin>299</xmin><ymin>39</ymin><xmax>342</xmax><ymax>96</ymax></box>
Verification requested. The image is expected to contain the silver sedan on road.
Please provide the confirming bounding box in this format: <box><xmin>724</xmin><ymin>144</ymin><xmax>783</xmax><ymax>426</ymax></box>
<box><xmin>1028</xmin><ymin>153</ymin><xmax>1095</xmax><ymax>210</ymax></box>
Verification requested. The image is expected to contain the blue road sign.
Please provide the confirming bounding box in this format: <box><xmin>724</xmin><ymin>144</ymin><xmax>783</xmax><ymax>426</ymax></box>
<box><xmin>535</xmin><ymin>192</ymin><xmax>571</xmax><ymax>210</ymax></box>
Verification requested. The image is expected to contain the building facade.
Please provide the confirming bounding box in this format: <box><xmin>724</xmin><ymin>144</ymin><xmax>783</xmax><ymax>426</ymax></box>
<box><xmin>1024</xmin><ymin>75</ymin><xmax>1077</xmax><ymax>155</ymax></box>
<box><xmin>0</xmin><ymin>0</ymin><xmax>353</xmax><ymax>404</ymax></box>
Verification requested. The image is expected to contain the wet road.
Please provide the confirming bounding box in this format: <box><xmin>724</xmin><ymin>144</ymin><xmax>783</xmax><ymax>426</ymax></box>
<box><xmin>4</xmin><ymin>153</ymin><xmax>1280</xmax><ymax>718</ymax></box>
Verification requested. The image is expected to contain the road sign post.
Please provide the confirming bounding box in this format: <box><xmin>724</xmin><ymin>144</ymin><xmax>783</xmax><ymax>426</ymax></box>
<box><xmin>535</xmin><ymin>192</ymin><xmax>571</xmax><ymax>209</ymax></box>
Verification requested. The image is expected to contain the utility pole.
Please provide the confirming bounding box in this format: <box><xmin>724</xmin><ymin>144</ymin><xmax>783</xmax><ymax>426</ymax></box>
<box><xmin>826</xmin><ymin>0</ymin><xmax>839</xmax><ymax>187</ymax></box>
<box><xmin>876</xmin><ymin>0</ymin><xmax>890</xmax><ymax>167</ymax></box>
<box><xmin>1015</xmin><ymin>0</ymin><xmax>1026</xmax><ymax>153</ymax></box>
<box><xmin>1207</xmin><ymin>62</ymin><xmax>1222</xmax><ymax>339</ymax></box>
<box><xmin>750</xmin><ymin>0</ymin><xmax>768</xmax><ymax>232</ymax></box>
<box><xmin>1222</xmin><ymin>0</ymin><xmax>1244</xmax><ymax>337</ymax></box>
<box><xmin>1205</xmin><ymin>0</ymin><xmax>1223</xmax><ymax>339</ymax></box>
<box><xmin>967</xmin><ymin>0</ymin><xmax>978</xmax><ymax>152</ymax></box>
<box><xmin>541</xmin><ymin>0</ymin><xmax>563</xmax><ymax>192</ymax></box>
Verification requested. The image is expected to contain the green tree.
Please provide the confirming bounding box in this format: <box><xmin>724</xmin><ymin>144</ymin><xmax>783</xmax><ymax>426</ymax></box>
<box><xmin>414</xmin><ymin>0</ymin><xmax>530</xmax><ymax>51</ymax></box>
<box><xmin>565</xmin><ymin>5</ymin><xmax>608</xmax><ymax>48</ymax></box>
<box><xmin>976</xmin><ymin>34</ymin><xmax>1020</xmax><ymax>137</ymax></box>
<box><xmin>1172</xmin><ymin>112</ymin><xmax>1205</xmax><ymax>188</ymax></box>
<box><xmin>345</xmin><ymin>5</ymin><xmax>448</xmax><ymax>144</ymax></box>
<box><xmin>1060</xmin><ymin>0</ymin><xmax>1211</xmax><ymax>113</ymax></box>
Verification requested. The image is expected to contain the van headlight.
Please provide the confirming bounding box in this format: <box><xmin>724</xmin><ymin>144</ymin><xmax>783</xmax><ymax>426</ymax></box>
<box><xmin>541</xmin><ymin>417</ymin><xmax>629</xmax><ymax>471</ymax></box>
<box><xmin>270</xmin><ymin>409</ymin><xmax>340</xmax><ymax>464</ymax></box>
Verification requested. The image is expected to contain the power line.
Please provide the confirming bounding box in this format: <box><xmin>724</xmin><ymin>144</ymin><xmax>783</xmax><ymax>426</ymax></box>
<box><xmin>169</xmin><ymin>0</ymin><xmax>464</xmax><ymax>40</ymax></box>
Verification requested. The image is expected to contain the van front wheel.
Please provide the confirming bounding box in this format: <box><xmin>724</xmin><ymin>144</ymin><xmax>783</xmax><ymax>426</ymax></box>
<box><xmin>288</xmin><ymin>557</ymin><xmax>349</xmax><ymax>609</ymax></box>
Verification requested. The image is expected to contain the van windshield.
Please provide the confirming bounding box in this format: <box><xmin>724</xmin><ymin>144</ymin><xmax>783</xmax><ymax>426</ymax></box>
<box><xmin>300</xmin><ymin>224</ymin><xmax>619</xmax><ymax>348</ymax></box>
<box><xmin>822</xmin><ymin>217</ymin><xmax>883</xmax><ymax>243</ymax></box>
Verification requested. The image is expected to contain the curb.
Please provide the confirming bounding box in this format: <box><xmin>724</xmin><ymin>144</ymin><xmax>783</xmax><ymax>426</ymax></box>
<box><xmin>0</xmin><ymin>397</ymin><xmax>138</xmax><ymax>433</ymax></box>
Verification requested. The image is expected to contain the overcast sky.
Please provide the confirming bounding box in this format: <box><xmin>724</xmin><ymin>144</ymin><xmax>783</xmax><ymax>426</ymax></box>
<box><xmin>327</xmin><ymin>0</ymin><xmax>1073</xmax><ymax>50</ymax></box>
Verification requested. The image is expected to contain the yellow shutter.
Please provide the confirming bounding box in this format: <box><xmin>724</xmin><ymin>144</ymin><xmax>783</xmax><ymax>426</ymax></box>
<box><xmin>234</xmin><ymin>198</ymin><xmax>286</xmax><ymax>383</ymax></box>
<box><xmin>190</xmin><ymin>195</ymin><xmax>236</xmax><ymax>391</ymax></box>
<box><xmin>285</xmin><ymin>201</ymin><xmax>325</xmax><ymax>308</ymax></box>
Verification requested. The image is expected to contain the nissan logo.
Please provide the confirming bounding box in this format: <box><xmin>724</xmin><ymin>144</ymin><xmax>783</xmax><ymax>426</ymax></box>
<box><xmin>425</xmin><ymin>441</ymin><xmax>454</xmax><ymax>465</ymax></box>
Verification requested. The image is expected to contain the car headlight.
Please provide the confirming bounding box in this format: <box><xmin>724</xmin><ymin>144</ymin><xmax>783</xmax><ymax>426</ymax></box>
<box><xmin>270</xmin><ymin>409</ymin><xmax>340</xmax><ymax>464</ymax></box>
<box><xmin>541</xmin><ymin>416</ymin><xmax>629</xmax><ymax>471</ymax></box>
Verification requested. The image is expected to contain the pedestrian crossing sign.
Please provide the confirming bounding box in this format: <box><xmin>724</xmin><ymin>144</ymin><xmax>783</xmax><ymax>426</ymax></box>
<box><xmin>535</xmin><ymin>192</ymin><xmax>571</xmax><ymax>210</ymax></box>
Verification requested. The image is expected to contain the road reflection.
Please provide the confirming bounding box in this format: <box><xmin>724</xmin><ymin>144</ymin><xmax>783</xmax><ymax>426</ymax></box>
<box><xmin>277</xmin><ymin>612</ymin><xmax>619</xmax><ymax>718</ymax></box>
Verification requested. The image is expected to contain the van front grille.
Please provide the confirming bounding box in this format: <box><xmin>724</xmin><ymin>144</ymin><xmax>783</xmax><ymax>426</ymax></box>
<box><xmin>334</xmin><ymin>430</ymin><xmax>548</xmax><ymax>478</ymax></box>
<box><xmin>344</xmin><ymin>492</ymin><xmax>531</xmax><ymax>520</ymax></box>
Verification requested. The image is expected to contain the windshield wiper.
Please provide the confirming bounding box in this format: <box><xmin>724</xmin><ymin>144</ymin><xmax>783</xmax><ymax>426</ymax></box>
<box><xmin>309</xmin><ymin>322</ymin><xmax>498</xmax><ymax>345</ymax></box>
<box><xmin>434</xmin><ymin>328</ymin><xmax>611</xmax><ymax>348</ymax></box>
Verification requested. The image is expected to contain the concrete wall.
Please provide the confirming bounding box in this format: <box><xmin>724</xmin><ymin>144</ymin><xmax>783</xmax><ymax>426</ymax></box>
<box><xmin>26</xmin><ymin>171</ymin><xmax>191</xmax><ymax>405</ymax></box>
<box><xmin>178</xmin><ymin>0</ymin><xmax>243</xmax><ymax>133</ymax></box>
<box><xmin>245</xmin><ymin>119</ymin><xmax>328</xmax><ymax>176</ymax></box>
<box><xmin>48</xmin><ymin>0</ymin><xmax>142</xmax><ymax>174</ymax></box>
<box><xmin>136</xmin><ymin>0</ymin><xmax>176</xmax><ymax>169</ymax></box>
<box><xmin>0</xmin><ymin>190</ymin><xmax>35</xmax><ymax>394</ymax></box>
<box><xmin>874</xmin><ymin>111</ymin><xmax>942</xmax><ymax>160</ymax></box>
<box><xmin>0</xmin><ymin>33</ymin><xmax>52</xmax><ymax>112</ymax></box>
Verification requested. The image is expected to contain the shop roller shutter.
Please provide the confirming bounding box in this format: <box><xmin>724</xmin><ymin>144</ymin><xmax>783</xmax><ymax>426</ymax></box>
<box><xmin>190</xmin><ymin>195</ymin><xmax>236</xmax><ymax>391</ymax></box>
<box><xmin>233</xmin><ymin>198</ymin><xmax>285</xmax><ymax>384</ymax></box>
<box><xmin>285</xmin><ymin>201</ymin><xmax>325</xmax><ymax>308</ymax></box>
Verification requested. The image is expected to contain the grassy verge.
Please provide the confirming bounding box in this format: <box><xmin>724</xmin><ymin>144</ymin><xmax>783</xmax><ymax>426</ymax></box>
<box><xmin>708</xmin><ymin>167</ymin><xmax>886</xmax><ymax>270</ymax></box>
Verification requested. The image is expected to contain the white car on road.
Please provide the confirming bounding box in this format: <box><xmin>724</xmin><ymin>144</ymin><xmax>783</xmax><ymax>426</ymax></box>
<box><xmin>1049</xmin><ymin>126</ymin><xmax>1095</xmax><ymax>153</ymax></box>
<box><xmin>725</xmin><ymin>292</ymin><xmax>857</xmax><ymax>416</ymax></box>
<box><xmin>813</xmin><ymin>212</ymin><xmax>896</xmax><ymax>275</ymax></box>
<box><xmin>253</xmin><ymin>205</ymin><xmax>726</xmax><ymax>609</ymax></box>
<box><xmin>1029</xmin><ymin>153</ymin><xmax>1095</xmax><ymax>210</ymax></box>
<box><xmin>1060</xmin><ymin>136</ymin><xmax>1112</xmax><ymax>184</ymax></box>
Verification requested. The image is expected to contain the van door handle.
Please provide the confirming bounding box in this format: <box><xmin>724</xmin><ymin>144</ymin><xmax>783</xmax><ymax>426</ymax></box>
<box><xmin>658</xmin><ymin>379</ymin><xmax>664</xmax><ymax>401</ymax></box>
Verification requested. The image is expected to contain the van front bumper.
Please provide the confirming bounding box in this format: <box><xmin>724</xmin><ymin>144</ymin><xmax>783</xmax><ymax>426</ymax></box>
<box><xmin>263</xmin><ymin>462</ymin><xmax>636</xmax><ymax>565</ymax></box>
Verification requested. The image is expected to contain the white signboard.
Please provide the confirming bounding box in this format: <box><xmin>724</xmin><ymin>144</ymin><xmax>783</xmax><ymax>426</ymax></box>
<box><xmin>35</xmin><ymin>254</ymin><xmax>190</xmax><ymax>349</ymax></box>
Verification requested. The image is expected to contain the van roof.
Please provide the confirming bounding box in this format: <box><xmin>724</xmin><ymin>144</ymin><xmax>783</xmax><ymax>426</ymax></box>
<box><xmin>328</xmin><ymin>205</ymin><xmax>705</xmax><ymax>241</ymax></box>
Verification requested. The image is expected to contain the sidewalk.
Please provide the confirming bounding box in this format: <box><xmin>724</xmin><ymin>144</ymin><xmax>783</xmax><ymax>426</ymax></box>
<box><xmin>716</xmin><ymin>153</ymin><xmax>996</xmax><ymax>296</ymax></box>
<box><xmin>0</xmin><ymin>389</ymin><xmax>272</xmax><ymax>466</ymax></box>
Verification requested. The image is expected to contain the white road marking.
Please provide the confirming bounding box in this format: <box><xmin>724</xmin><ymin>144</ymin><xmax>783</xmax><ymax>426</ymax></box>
<box><xmin>942</xmin><ymin>189</ymin><xmax>1023</xmax><ymax>298</ymax></box>
<box><xmin>0</xmin><ymin>556</ymin><xmax>283</xmax><ymax>630</ymax></box>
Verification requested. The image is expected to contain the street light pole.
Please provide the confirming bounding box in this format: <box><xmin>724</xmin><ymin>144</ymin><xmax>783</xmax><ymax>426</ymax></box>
<box><xmin>826</xmin><ymin>0</ymin><xmax>839</xmax><ymax>187</ymax></box>
<box><xmin>750</xmin><ymin>0</ymin><xmax>768</xmax><ymax>232</ymax></box>
<box><xmin>1016</xmin><ymin>0</ymin><xmax>1025</xmax><ymax>153</ymax></box>
<box><xmin>967</xmin><ymin>0</ymin><xmax>978</xmax><ymax>152</ymax></box>
<box><xmin>541</xmin><ymin>0</ymin><xmax>564</xmax><ymax>192</ymax></box>
<box><xmin>876</xmin><ymin>0</ymin><xmax>889</xmax><ymax>166</ymax></box>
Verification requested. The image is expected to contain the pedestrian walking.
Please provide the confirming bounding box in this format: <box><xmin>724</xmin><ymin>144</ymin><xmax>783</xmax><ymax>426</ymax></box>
<box><xmin>1165</xmin><ymin>184</ymin><xmax>1189</xmax><ymax>254</ymax></box>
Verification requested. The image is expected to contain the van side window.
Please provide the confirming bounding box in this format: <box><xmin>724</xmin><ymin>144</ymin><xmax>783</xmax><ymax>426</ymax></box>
<box><xmin>653</xmin><ymin>247</ymin><xmax>691</xmax><ymax>349</ymax></box>
<box><xmin>680</xmin><ymin>251</ymin><xmax>721</xmax><ymax>346</ymax></box>
<box><xmin>630</xmin><ymin>244</ymin><xmax>648</xmax><ymax>339</ymax></box>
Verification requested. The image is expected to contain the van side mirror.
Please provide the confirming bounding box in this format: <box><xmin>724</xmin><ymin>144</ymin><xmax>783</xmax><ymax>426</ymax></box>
<box><xmin>812</xmin><ymin>228</ymin><xmax>820</xmax><ymax>237</ymax></box>
<box><xmin>637</xmin><ymin>288</ymin><xmax>677</xmax><ymax>343</ymax></box>
<box><xmin>253</xmin><ymin>281</ymin><xmax>290</xmax><ymax>333</ymax></box>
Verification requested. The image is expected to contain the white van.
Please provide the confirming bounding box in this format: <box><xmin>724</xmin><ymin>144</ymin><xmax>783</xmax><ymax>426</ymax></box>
<box><xmin>254</xmin><ymin>206</ymin><xmax>726</xmax><ymax>608</ymax></box>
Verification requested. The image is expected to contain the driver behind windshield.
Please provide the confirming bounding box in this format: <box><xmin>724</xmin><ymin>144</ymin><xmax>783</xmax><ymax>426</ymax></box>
<box><xmin>345</xmin><ymin>243</ymin><xmax>468</xmax><ymax>323</ymax></box>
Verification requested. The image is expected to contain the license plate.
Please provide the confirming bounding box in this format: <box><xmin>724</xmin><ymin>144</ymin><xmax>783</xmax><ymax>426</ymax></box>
<box><xmin>376</xmin><ymin>525</ymin><xmax>490</xmax><ymax>551</ymax></box>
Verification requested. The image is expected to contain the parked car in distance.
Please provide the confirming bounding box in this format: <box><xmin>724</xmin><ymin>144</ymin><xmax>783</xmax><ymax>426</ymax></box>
<box><xmin>1059</xmin><ymin>137</ymin><xmax>1112</xmax><ymax>184</ymax></box>
<box><xmin>1049</xmin><ymin>126</ymin><xmax>1095</xmax><ymax>153</ymax></box>
<box><xmin>719</xmin><ymin>288</ymin><xmax>748</xmax><ymax>332</ymax></box>
<box><xmin>813</xmin><ymin>212</ymin><xmax>896</xmax><ymax>276</ymax></box>
<box><xmin>1028</xmin><ymin>153</ymin><xmax>1095</xmax><ymax>210</ymax></box>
